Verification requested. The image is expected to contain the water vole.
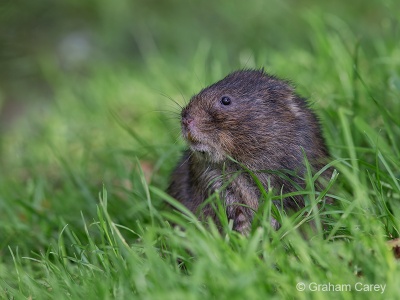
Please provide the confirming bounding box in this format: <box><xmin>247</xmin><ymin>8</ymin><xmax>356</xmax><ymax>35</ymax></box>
<box><xmin>167</xmin><ymin>69</ymin><xmax>330</xmax><ymax>234</ymax></box>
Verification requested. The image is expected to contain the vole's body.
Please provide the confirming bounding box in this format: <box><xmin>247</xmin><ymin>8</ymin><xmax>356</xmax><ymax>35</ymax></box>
<box><xmin>167</xmin><ymin>69</ymin><xmax>330</xmax><ymax>233</ymax></box>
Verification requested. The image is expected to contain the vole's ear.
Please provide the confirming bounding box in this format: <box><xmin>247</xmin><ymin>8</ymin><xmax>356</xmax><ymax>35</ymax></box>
<box><xmin>267</xmin><ymin>77</ymin><xmax>294</xmax><ymax>93</ymax></box>
<box><xmin>286</xmin><ymin>95</ymin><xmax>303</xmax><ymax>117</ymax></box>
<box><xmin>266</xmin><ymin>79</ymin><xmax>294</xmax><ymax>104</ymax></box>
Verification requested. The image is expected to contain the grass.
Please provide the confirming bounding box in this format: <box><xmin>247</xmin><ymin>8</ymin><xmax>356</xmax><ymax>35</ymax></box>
<box><xmin>1</xmin><ymin>1</ymin><xmax>400</xmax><ymax>299</ymax></box>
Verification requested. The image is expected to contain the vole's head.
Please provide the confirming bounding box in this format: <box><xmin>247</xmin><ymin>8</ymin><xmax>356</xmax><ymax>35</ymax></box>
<box><xmin>181</xmin><ymin>69</ymin><xmax>306</xmax><ymax>164</ymax></box>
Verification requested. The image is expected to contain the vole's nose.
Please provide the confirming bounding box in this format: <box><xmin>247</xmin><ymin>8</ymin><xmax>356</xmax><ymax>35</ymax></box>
<box><xmin>182</xmin><ymin>110</ymin><xmax>194</xmax><ymax>126</ymax></box>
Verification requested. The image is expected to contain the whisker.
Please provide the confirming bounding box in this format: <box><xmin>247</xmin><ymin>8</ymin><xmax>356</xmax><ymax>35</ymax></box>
<box><xmin>179</xmin><ymin>150</ymin><xmax>193</xmax><ymax>168</ymax></box>
<box><xmin>155</xmin><ymin>90</ymin><xmax>185</xmax><ymax>110</ymax></box>
<box><xmin>193</xmin><ymin>69</ymin><xmax>205</xmax><ymax>89</ymax></box>
<box><xmin>153</xmin><ymin>111</ymin><xmax>181</xmax><ymax>120</ymax></box>
<box><xmin>178</xmin><ymin>88</ymin><xmax>189</xmax><ymax>106</ymax></box>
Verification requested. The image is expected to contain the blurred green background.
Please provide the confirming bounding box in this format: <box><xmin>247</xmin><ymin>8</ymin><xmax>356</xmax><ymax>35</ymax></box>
<box><xmin>1</xmin><ymin>0</ymin><xmax>397</xmax><ymax>121</ymax></box>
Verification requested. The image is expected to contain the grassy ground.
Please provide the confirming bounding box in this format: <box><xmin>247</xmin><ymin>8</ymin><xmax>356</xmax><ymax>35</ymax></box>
<box><xmin>1</xmin><ymin>1</ymin><xmax>400</xmax><ymax>299</ymax></box>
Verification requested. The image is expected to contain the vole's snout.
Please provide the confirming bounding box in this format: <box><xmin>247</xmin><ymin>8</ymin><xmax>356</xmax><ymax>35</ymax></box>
<box><xmin>181</xmin><ymin>110</ymin><xmax>194</xmax><ymax>127</ymax></box>
<box><xmin>181</xmin><ymin>109</ymin><xmax>200</xmax><ymax>145</ymax></box>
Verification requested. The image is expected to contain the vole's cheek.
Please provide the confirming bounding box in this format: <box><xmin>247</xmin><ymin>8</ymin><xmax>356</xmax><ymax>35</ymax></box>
<box><xmin>218</xmin><ymin>131</ymin><xmax>235</xmax><ymax>153</ymax></box>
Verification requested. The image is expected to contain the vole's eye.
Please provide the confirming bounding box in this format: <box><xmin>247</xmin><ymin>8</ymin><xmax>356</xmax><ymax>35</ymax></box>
<box><xmin>220</xmin><ymin>96</ymin><xmax>231</xmax><ymax>106</ymax></box>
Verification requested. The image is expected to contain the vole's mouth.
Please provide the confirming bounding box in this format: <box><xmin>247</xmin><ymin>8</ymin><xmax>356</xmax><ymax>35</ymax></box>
<box><xmin>182</xmin><ymin>127</ymin><xmax>219</xmax><ymax>160</ymax></box>
<box><xmin>187</xmin><ymin>131</ymin><xmax>198</xmax><ymax>144</ymax></box>
<box><xmin>184</xmin><ymin>131</ymin><xmax>209</xmax><ymax>153</ymax></box>
<box><xmin>183</xmin><ymin>128</ymin><xmax>202</xmax><ymax>145</ymax></box>
<box><xmin>187</xmin><ymin>137</ymin><xmax>207</xmax><ymax>152</ymax></box>
<box><xmin>184</xmin><ymin>132</ymin><xmax>224</xmax><ymax>162</ymax></box>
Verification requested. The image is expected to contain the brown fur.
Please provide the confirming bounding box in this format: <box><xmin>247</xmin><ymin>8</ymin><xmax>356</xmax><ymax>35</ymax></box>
<box><xmin>167</xmin><ymin>69</ymin><xmax>330</xmax><ymax>234</ymax></box>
